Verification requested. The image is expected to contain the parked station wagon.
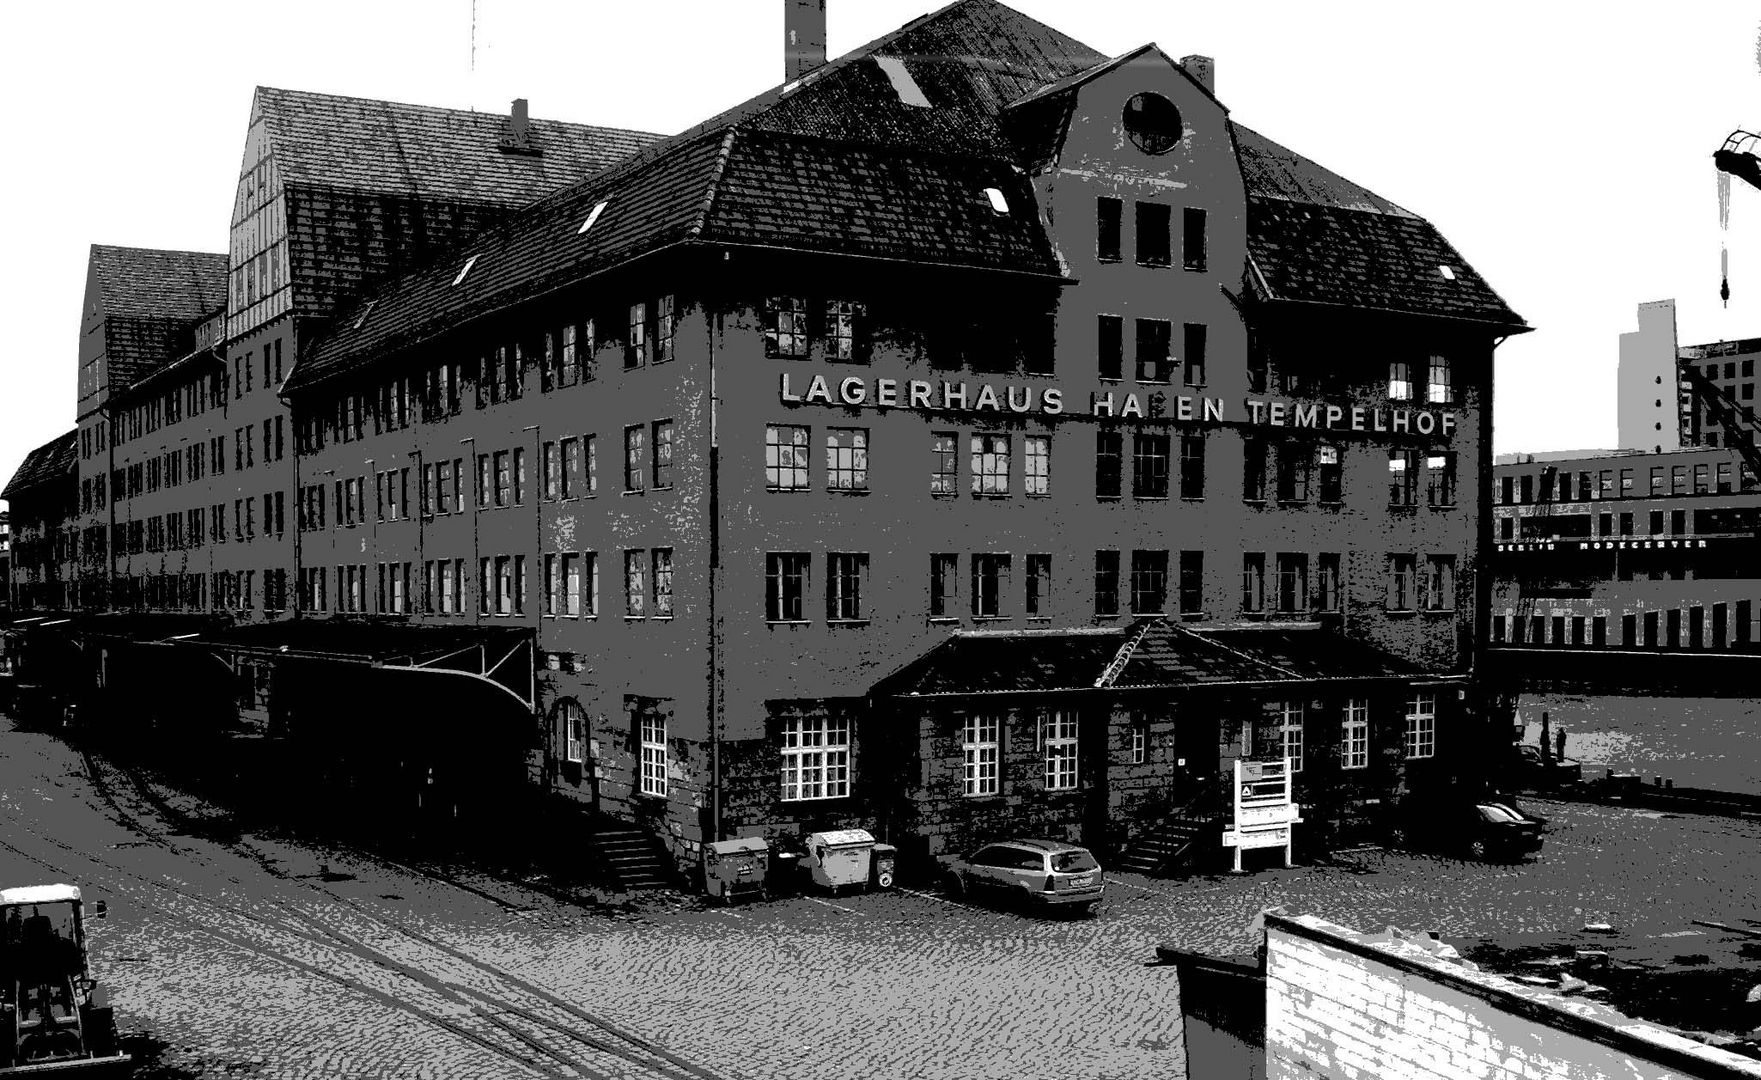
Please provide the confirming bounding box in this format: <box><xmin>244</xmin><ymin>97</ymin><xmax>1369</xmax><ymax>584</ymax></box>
<box><xmin>943</xmin><ymin>839</ymin><xmax>1104</xmax><ymax>915</ymax></box>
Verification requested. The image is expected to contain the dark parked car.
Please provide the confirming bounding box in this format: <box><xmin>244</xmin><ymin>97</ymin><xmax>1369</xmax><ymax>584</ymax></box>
<box><xmin>1387</xmin><ymin>795</ymin><xmax>1544</xmax><ymax>862</ymax></box>
<box><xmin>942</xmin><ymin>839</ymin><xmax>1104</xmax><ymax>915</ymax></box>
<box><xmin>1513</xmin><ymin>744</ymin><xmax>1583</xmax><ymax>787</ymax></box>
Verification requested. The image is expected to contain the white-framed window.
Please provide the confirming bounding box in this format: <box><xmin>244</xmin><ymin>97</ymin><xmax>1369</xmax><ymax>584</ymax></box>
<box><xmin>640</xmin><ymin>712</ymin><xmax>667</xmax><ymax>797</ymax></box>
<box><xmin>1404</xmin><ymin>693</ymin><xmax>1436</xmax><ymax>759</ymax></box>
<box><xmin>764</xmin><ymin>296</ymin><xmax>808</xmax><ymax>358</ymax></box>
<box><xmin>1131</xmin><ymin>721</ymin><xmax>1146</xmax><ymax>765</ymax></box>
<box><xmin>1427</xmin><ymin>353</ymin><xmax>1451</xmax><ymax>404</ymax></box>
<box><xmin>826</xmin><ymin>299</ymin><xmax>862</xmax><ymax>361</ymax></box>
<box><xmin>1041</xmin><ymin>709</ymin><xmax>1079</xmax><ymax>791</ymax></box>
<box><xmin>781</xmin><ymin>715</ymin><xmax>850</xmax><ymax>801</ymax></box>
<box><xmin>971</xmin><ymin>433</ymin><xmax>1010</xmax><ymax>495</ymax></box>
<box><xmin>1388</xmin><ymin>360</ymin><xmax>1412</xmax><ymax>401</ymax></box>
<box><xmin>930</xmin><ymin>431</ymin><xmax>958</xmax><ymax>495</ymax></box>
<box><xmin>1341</xmin><ymin>699</ymin><xmax>1369</xmax><ymax>770</ymax></box>
<box><xmin>1279</xmin><ymin>701</ymin><xmax>1305</xmax><ymax>772</ymax></box>
<box><xmin>562</xmin><ymin>702</ymin><xmax>586</xmax><ymax>764</ymax></box>
<box><xmin>962</xmin><ymin>714</ymin><xmax>999</xmax><ymax>797</ymax></box>
<box><xmin>1024</xmin><ymin>435</ymin><xmax>1050</xmax><ymax>496</ymax></box>
<box><xmin>766</xmin><ymin>425</ymin><xmax>810</xmax><ymax>491</ymax></box>
<box><xmin>826</xmin><ymin>427</ymin><xmax>869</xmax><ymax>491</ymax></box>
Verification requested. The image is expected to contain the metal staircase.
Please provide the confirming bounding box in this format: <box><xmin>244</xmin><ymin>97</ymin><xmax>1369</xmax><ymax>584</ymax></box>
<box><xmin>1115</xmin><ymin>774</ymin><xmax>1219</xmax><ymax>877</ymax></box>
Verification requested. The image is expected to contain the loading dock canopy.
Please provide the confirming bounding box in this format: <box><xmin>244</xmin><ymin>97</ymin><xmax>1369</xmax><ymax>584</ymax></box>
<box><xmin>876</xmin><ymin>620</ymin><xmax>1446</xmax><ymax>699</ymax></box>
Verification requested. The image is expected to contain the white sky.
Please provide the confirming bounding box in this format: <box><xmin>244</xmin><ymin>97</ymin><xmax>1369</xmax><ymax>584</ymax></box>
<box><xmin>1</xmin><ymin>1</ymin><xmax>1757</xmax><ymax>495</ymax></box>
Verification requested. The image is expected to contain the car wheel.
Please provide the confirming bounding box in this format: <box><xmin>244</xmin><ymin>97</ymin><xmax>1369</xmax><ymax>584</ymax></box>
<box><xmin>1079</xmin><ymin>900</ymin><xmax>1099</xmax><ymax>917</ymax></box>
<box><xmin>1467</xmin><ymin>838</ymin><xmax>1490</xmax><ymax>861</ymax></box>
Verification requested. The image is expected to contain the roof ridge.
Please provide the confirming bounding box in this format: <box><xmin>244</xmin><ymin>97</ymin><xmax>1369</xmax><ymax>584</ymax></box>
<box><xmin>254</xmin><ymin>84</ymin><xmax>664</xmax><ymax>140</ymax></box>
<box><xmin>1096</xmin><ymin>617</ymin><xmax>1160</xmax><ymax>688</ymax></box>
<box><xmin>1180</xmin><ymin>624</ymin><xmax>1303</xmax><ymax>679</ymax></box>
<box><xmin>91</xmin><ymin>243</ymin><xmax>227</xmax><ymax>259</ymax></box>
<box><xmin>687</xmin><ymin>129</ymin><xmax>740</xmax><ymax>240</ymax></box>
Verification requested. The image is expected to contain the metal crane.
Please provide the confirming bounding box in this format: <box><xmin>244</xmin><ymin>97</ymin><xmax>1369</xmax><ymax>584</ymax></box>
<box><xmin>1715</xmin><ymin>130</ymin><xmax>1760</xmax><ymax>306</ymax></box>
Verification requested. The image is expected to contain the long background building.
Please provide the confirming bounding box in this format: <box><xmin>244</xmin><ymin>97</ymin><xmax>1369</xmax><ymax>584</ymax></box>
<box><xmin>4</xmin><ymin>0</ymin><xmax>1525</xmax><ymax>877</ymax></box>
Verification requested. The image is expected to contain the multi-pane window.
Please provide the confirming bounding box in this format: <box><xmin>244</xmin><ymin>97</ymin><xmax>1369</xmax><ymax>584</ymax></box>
<box><xmin>1098</xmin><ymin>314</ymin><xmax>1124</xmax><ymax>381</ymax></box>
<box><xmin>1423</xmin><ymin>555</ymin><xmax>1455</xmax><ymax>611</ymax></box>
<box><xmin>963</xmin><ymin>715</ymin><xmax>1000</xmax><ymax>797</ymax></box>
<box><xmin>1275</xmin><ymin>553</ymin><xmax>1307</xmax><ymax>614</ymax></box>
<box><xmin>1178</xmin><ymin>551</ymin><xmax>1203</xmax><ymax>614</ymax></box>
<box><xmin>766</xmin><ymin>425</ymin><xmax>810</xmax><ymax>491</ymax></box>
<box><xmin>781</xmin><ymin>715</ymin><xmax>850</xmax><ymax>801</ymax></box>
<box><xmin>1276</xmin><ymin>447</ymin><xmax>1310</xmax><ymax>502</ymax></box>
<box><xmin>826</xmin><ymin>428</ymin><xmax>869</xmax><ymax>491</ymax></box>
<box><xmin>1026</xmin><ymin>553</ymin><xmax>1051</xmax><ymax>618</ymax></box>
<box><xmin>1182</xmin><ymin>207</ymin><xmax>1207</xmax><ymax>271</ymax></box>
<box><xmin>652</xmin><ymin>548</ymin><xmax>674</xmax><ymax>617</ymax></box>
<box><xmin>1278</xmin><ymin>701</ymin><xmax>1305</xmax><ymax>772</ymax></box>
<box><xmin>930</xmin><ymin>553</ymin><xmax>959</xmax><ymax>617</ymax></box>
<box><xmin>1094</xmin><ymin>550</ymin><xmax>1121</xmax><ymax>617</ymax></box>
<box><xmin>1095</xmin><ymin>429</ymin><xmax>1123</xmax><ymax>498</ymax></box>
<box><xmin>1388</xmin><ymin>553</ymin><xmax>1417</xmax><ymax>610</ymax></box>
<box><xmin>1096</xmin><ymin>197</ymin><xmax>1122</xmax><ymax>263</ymax></box>
<box><xmin>626</xmin><ymin>301</ymin><xmax>649</xmax><ymax>369</ymax></box>
<box><xmin>624</xmin><ymin>425</ymin><xmax>646</xmax><ymax>492</ymax></box>
<box><xmin>1318</xmin><ymin>445</ymin><xmax>1342</xmax><ymax>503</ymax></box>
<box><xmin>971</xmin><ymin>554</ymin><xmax>1010</xmax><ymax>618</ymax></box>
<box><xmin>1179</xmin><ymin>435</ymin><xmax>1205</xmax><ymax>498</ymax></box>
<box><xmin>543</xmin><ymin>441</ymin><xmax>561</xmax><ymax>500</ymax></box>
<box><xmin>1243</xmin><ymin>438</ymin><xmax>1267</xmax><ymax>502</ymax></box>
<box><xmin>562</xmin><ymin>703</ymin><xmax>586</xmax><ymax>764</ymax></box>
<box><xmin>1241</xmin><ymin>553</ymin><xmax>1265</xmax><ymax>613</ymax></box>
<box><xmin>827</xmin><ymin>552</ymin><xmax>868</xmax><ymax>621</ymax></box>
<box><xmin>493</xmin><ymin>450</ymin><xmax>512</xmax><ymax>506</ymax></box>
<box><xmin>1135</xmin><ymin>318</ymin><xmax>1172</xmax><ymax>383</ymax></box>
<box><xmin>1135</xmin><ymin>202</ymin><xmax>1171</xmax><ymax>267</ymax></box>
<box><xmin>930</xmin><ymin>431</ymin><xmax>958</xmax><ymax>495</ymax></box>
<box><xmin>1428</xmin><ymin>453</ymin><xmax>1457</xmax><ymax>507</ymax></box>
<box><xmin>1388</xmin><ymin>361</ymin><xmax>1413</xmax><ymax>401</ymax></box>
<box><xmin>1389</xmin><ymin>449</ymin><xmax>1418</xmax><ymax>506</ymax></box>
<box><xmin>652</xmin><ymin>296</ymin><xmax>676</xmax><ymax>364</ymax></box>
<box><xmin>825</xmin><ymin>300</ymin><xmax>862</xmax><ymax>361</ymax></box>
<box><xmin>1341</xmin><ymin>699</ymin><xmax>1370</xmax><ymax>769</ymax></box>
<box><xmin>640</xmin><ymin>713</ymin><xmax>668</xmax><ymax>797</ymax></box>
<box><xmin>1316</xmin><ymin>553</ymin><xmax>1341</xmax><ymax>612</ymax></box>
<box><xmin>764</xmin><ymin>297</ymin><xmax>809</xmax><ymax>358</ymax></box>
<box><xmin>970</xmin><ymin>434</ymin><xmax>1010</xmax><ymax>495</ymax></box>
<box><xmin>1041</xmin><ymin>710</ymin><xmax>1079</xmax><ymax>790</ymax></box>
<box><xmin>1132</xmin><ymin>431</ymin><xmax>1170</xmax><ymax>498</ymax></box>
<box><xmin>1183</xmin><ymin>322</ymin><xmax>1207</xmax><ymax>387</ymax></box>
<box><xmin>1130</xmin><ymin>550</ymin><xmax>1169</xmax><ymax>614</ymax></box>
<box><xmin>1024</xmin><ymin>436</ymin><xmax>1050</xmax><ymax>496</ymax></box>
<box><xmin>1427</xmin><ymin>353</ymin><xmax>1452</xmax><ymax>404</ymax></box>
<box><xmin>1404</xmin><ymin>693</ymin><xmax>1436</xmax><ymax>759</ymax></box>
<box><xmin>766</xmin><ymin>552</ymin><xmax>809</xmax><ymax>622</ymax></box>
<box><xmin>651</xmin><ymin>420</ymin><xmax>674</xmax><ymax>488</ymax></box>
<box><xmin>624</xmin><ymin>551</ymin><xmax>646</xmax><ymax>618</ymax></box>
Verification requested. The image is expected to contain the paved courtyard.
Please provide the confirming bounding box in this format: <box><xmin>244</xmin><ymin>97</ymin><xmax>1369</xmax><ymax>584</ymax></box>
<box><xmin>1</xmin><ymin>714</ymin><xmax>1756</xmax><ymax>1079</ymax></box>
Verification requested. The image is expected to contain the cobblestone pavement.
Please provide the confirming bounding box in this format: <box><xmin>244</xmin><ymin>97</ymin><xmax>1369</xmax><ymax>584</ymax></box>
<box><xmin>1</xmin><ymin>715</ymin><xmax>1756</xmax><ymax>1079</ymax></box>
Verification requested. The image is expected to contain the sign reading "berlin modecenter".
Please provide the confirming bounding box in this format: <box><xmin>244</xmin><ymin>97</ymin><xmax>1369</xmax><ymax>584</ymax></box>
<box><xmin>779</xmin><ymin>372</ymin><xmax>1459</xmax><ymax>437</ymax></box>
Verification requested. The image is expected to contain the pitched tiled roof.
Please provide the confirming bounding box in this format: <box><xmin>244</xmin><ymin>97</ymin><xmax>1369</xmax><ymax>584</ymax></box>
<box><xmin>2</xmin><ymin>431</ymin><xmax>77</xmax><ymax>500</ymax></box>
<box><xmin>256</xmin><ymin>87</ymin><xmax>664</xmax><ymax>205</ymax></box>
<box><xmin>878</xmin><ymin>621</ymin><xmax>1440</xmax><ymax>698</ymax></box>
<box><xmin>88</xmin><ymin>245</ymin><xmax>228</xmax><ymax>389</ymax></box>
<box><xmin>295</xmin><ymin>0</ymin><xmax>1524</xmax><ymax>387</ymax></box>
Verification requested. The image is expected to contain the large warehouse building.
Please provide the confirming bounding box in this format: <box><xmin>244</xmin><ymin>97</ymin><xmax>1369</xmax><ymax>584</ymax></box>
<box><xmin>4</xmin><ymin>1</ymin><xmax>1526</xmax><ymax>876</ymax></box>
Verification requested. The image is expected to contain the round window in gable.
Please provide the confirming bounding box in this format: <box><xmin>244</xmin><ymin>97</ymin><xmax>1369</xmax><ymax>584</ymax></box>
<box><xmin>1123</xmin><ymin>92</ymin><xmax>1182</xmax><ymax>155</ymax></box>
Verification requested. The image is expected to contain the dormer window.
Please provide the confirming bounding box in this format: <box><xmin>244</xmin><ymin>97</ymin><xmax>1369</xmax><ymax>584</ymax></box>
<box><xmin>1123</xmin><ymin>92</ymin><xmax>1182</xmax><ymax>155</ymax></box>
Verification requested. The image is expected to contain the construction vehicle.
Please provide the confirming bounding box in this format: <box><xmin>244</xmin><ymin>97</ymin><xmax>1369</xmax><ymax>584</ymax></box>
<box><xmin>0</xmin><ymin>885</ymin><xmax>127</xmax><ymax>1076</ymax></box>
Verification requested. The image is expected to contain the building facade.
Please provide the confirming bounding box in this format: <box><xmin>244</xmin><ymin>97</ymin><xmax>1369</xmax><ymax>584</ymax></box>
<box><xmin>7</xmin><ymin>1</ymin><xmax>1526</xmax><ymax>873</ymax></box>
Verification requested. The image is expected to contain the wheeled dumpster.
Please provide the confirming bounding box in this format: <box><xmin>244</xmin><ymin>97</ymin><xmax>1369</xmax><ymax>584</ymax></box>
<box><xmin>802</xmin><ymin>829</ymin><xmax>876</xmax><ymax>895</ymax></box>
<box><xmin>703</xmin><ymin>838</ymin><xmax>769</xmax><ymax>904</ymax></box>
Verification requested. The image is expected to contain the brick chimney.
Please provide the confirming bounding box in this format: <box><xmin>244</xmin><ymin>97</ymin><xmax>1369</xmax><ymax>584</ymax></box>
<box><xmin>499</xmin><ymin>98</ymin><xmax>537</xmax><ymax>155</ymax></box>
<box><xmin>1180</xmin><ymin>55</ymin><xmax>1215</xmax><ymax>95</ymax></box>
<box><xmin>785</xmin><ymin>0</ymin><xmax>827</xmax><ymax>83</ymax></box>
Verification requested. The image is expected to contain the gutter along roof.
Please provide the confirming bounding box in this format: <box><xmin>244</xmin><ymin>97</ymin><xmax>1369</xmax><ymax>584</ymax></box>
<box><xmin>292</xmin><ymin>0</ymin><xmax>1525</xmax><ymax>393</ymax></box>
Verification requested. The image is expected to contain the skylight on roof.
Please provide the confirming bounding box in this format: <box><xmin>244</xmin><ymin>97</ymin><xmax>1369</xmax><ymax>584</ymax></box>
<box><xmin>875</xmin><ymin>55</ymin><xmax>932</xmax><ymax>108</ymax></box>
<box><xmin>984</xmin><ymin>187</ymin><xmax>1010</xmax><ymax>214</ymax></box>
<box><xmin>453</xmin><ymin>255</ymin><xmax>479</xmax><ymax>286</ymax></box>
<box><xmin>1438</xmin><ymin>264</ymin><xmax>1457</xmax><ymax>281</ymax></box>
<box><xmin>578</xmin><ymin>200</ymin><xmax>608</xmax><ymax>236</ymax></box>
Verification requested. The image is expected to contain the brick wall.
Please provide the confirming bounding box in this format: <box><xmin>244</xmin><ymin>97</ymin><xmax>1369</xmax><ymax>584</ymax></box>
<box><xmin>1265</xmin><ymin>914</ymin><xmax>1761</xmax><ymax>1080</ymax></box>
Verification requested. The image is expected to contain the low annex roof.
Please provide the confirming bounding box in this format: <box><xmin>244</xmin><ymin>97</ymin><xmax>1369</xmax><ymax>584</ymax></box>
<box><xmin>1</xmin><ymin>431</ymin><xmax>77</xmax><ymax>500</ymax></box>
<box><xmin>878</xmin><ymin>621</ymin><xmax>1441</xmax><ymax>699</ymax></box>
<box><xmin>184</xmin><ymin>619</ymin><xmax>531</xmax><ymax>666</ymax></box>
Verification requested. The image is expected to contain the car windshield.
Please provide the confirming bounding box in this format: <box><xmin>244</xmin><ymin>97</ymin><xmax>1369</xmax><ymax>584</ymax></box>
<box><xmin>1477</xmin><ymin>804</ymin><xmax>1523</xmax><ymax>823</ymax></box>
<box><xmin>1052</xmin><ymin>851</ymin><xmax>1098</xmax><ymax>873</ymax></box>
